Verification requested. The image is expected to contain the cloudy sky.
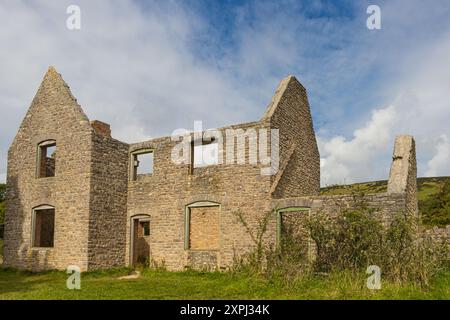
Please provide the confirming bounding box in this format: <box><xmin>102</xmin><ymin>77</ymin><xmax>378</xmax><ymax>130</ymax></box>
<box><xmin>0</xmin><ymin>0</ymin><xmax>449</xmax><ymax>185</ymax></box>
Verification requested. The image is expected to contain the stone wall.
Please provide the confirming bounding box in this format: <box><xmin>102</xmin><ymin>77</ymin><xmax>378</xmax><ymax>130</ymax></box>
<box><xmin>123</xmin><ymin>76</ymin><xmax>320</xmax><ymax>270</ymax></box>
<box><xmin>125</xmin><ymin>124</ymin><xmax>274</xmax><ymax>270</ymax></box>
<box><xmin>87</xmin><ymin>132</ymin><xmax>129</xmax><ymax>269</ymax></box>
<box><xmin>266</xmin><ymin>76</ymin><xmax>320</xmax><ymax>198</ymax></box>
<box><xmin>387</xmin><ymin>135</ymin><xmax>418</xmax><ymax>219</ymax></box>
<box><xmin>272</xmin><ymin>192</ymin><xmax>407</xmax><ymax>224</ymax></box>
<box><xmin>5</xmin><ymin>68</ymin><xmax>130</xmax><ymax>271</ymax></box>
<box><xmin>4</xmin><ymin>67</ymin><xmax>93</xmax><ymax>271</ymax></box>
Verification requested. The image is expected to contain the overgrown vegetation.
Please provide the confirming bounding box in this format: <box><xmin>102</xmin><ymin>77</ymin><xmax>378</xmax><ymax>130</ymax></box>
<box><xmin>321</xmin><ymin>177</ymin><xmax>450</xmax><ymax>227</ymax></box>
<box><xmin>419</xmin><ymin>179</ymin><xmax>450</xmax><ymax>227</ymax></box>
<box><xmin>232</xmin><ymin>195</ymin><xmax>449</xmax><ymax>289</ymax></box>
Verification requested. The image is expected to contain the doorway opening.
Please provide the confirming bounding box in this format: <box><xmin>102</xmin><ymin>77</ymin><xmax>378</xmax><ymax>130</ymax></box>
<box><xmin>130</xmin><ymin>215</ymin><xmax>151</xmax><ymax>267</ymax></box>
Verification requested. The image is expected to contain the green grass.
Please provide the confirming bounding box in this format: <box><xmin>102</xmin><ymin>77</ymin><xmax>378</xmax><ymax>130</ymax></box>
<box><xmin>0</xmin><ymin>268</ymin><xmax>448</xmax><ymax>300</ymax></box>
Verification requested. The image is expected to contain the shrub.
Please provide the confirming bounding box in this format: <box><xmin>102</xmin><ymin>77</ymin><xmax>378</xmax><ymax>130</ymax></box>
<box><xmin>306</xmin><ymin>198</ymin><xmax>448</xmax><ymax>286</ymax></box>
<box><xmin>231</xmin><ymin>209</ymin><xmax>272</xmax><ymax>276</ymax></box>
<box><xmin>231</xmin><ymin>209</ymin><xmax>312</xmax><ymax>284</ymax></box>
<box><xmin>233</xmin><ymin>195</ymin><xmax>448</xmax><ymax>287</ymax></box>
<box><xmin>420</xmin><ymin>179</ymin><xmax>450</xmax><ymax>227</ymax></box>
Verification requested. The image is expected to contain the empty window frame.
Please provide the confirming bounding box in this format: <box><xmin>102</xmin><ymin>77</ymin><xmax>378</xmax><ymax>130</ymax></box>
<box><xmin>32</xmin><ymin>206</ymin><xmax>55</xmax><ymax>248</ymax></box>
<box><xmin>140</xmin><ymin>221</ymin><xmax>150</xmax><ymax>236</ymax></box>
<box><xmin>37</xmin><ymin>140</ymin><xmax>56</xmax><ymax>178</ymax></box>
<box><xmin>131</xmin><ymin>149</ymin><xmax>154</xmax><ymax>180</ymax></box>
<box><xmin>192</xmin><ymin>139</ymin><xmax>219</xmax><ymax>169</ymax></box>
<box><xmin>184</xmin><ymin>201</ymin><xmax>220</xmax><ymax>250</ymax></box>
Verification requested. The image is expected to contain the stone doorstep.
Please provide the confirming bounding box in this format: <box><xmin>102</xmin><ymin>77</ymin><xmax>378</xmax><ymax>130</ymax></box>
<box><xmin>118</xmin><ymin>270</ymin><xmax>141</xmax><ymax>280</ymax></box>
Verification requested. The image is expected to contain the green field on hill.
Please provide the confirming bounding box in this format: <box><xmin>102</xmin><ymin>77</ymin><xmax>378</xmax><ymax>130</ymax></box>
<box><xmin>321</xmin><ymin>177</ymin><xmax>450</xmax><ymax>227</ymax></box>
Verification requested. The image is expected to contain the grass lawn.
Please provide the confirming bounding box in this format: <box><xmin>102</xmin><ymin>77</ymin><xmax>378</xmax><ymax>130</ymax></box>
<box><xmin>0</xmin><ymin>268</ymin><xmax>449</xmax><ymax>300</ymax></box>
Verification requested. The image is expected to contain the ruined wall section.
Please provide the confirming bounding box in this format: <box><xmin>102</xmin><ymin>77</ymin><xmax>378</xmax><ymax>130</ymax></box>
<box><xmin>265</xmin><ymin>76</ymin><xmax>320</xmax><ymax>198</ymax></box>
<box><xmin>271</xmin><ymin>135</ymin><xmax>420</xmax><ymax>245</ymax></box>
<box><xmin>4</xmin><ymin>67</ymin><xmax>93</xmax><ymax>271</ymax></box>
<box><xmin>87</xmin><ymin>132</ymin><xmax>129</xmax><ymax>269</ymax></box>
<box><xmin>387</xmin><ymin>135</ymin><xmax>419</xmax><ymax>220</ymax></box>
<box><xmin>272</xmin><ymin>193</ymin><xmax>407</xmax><ymax>224</ymax></box>
<box><xmin>126</xmin><ymin>120</ymin><xmax>275</xmax><ymax>270</ymax></box>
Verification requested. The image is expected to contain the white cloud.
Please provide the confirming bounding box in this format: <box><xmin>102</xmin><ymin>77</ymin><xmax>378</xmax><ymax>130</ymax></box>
<box><xmin>319</xmin><ymin>105</ymin><xmax>396</xmax><ymax>186</ymax></box>
<box><xmin>319</xmin><ymin>25</ymin><xmax>450</xmax><ymax>185</ymax></box>
<box><xmin>0</xmin><ymin>1</ymin><xmax>259</xmax><ymax>182</ymax></box>
<box><xmin>426</xmin><ymin>135</ymin><xmax>450</xmax><ymax>177</ymax></box>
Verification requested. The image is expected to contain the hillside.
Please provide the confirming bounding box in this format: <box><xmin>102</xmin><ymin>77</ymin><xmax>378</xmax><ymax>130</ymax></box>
<box><xmin>321</xmin><ymin>176</ymin><xmax>450</xmax><ymax>227</ymax></box>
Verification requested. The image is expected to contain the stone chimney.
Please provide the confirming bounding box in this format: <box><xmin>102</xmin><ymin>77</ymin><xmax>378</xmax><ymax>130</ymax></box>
<box><xmin>91</xmin><ymin>120</ymin><xmax>111</xmax><ymax>138</ymax></box>
<box><xmin>387</xmin><ymin>135</ymin><xmax>418</xmax><ymax>220</ymax></box>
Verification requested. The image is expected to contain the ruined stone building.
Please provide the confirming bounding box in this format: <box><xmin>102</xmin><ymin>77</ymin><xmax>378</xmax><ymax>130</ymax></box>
<box><xmin>3</xmin><ymin>67</ymin><xmax>419</xmax><ymax>271</ymax></box>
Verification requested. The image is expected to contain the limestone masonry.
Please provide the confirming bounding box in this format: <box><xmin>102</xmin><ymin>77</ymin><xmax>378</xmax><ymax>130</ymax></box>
<box><xmin>3</xmin><ymin>67</ymin><xmax>422</xmax><ymax>271</ymax></box>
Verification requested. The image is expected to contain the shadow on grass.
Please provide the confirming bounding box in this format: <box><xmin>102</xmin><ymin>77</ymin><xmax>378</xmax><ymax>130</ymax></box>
<box><xmin>0</xmin><ymin>268</ymin><xmax>62</xmax><ymax>297</ymax></box>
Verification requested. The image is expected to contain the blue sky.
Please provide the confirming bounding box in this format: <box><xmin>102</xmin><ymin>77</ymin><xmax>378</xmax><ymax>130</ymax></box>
<box><xmin>0</xmin><ymin>0</ymin><xmax>449</xmax><ymax>185</ymax></box>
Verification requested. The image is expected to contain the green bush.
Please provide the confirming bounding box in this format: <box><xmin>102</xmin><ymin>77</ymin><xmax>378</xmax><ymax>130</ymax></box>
<box><xmin>231</xmin><ymin>209</ymin><xmax>272</xmax><ymax>276</ymax></box>
<box><xmin>420</xmin><ymin>179</ymin><xmax>450</xmax><ymax>227</ymax></box>
<box><xmin>307</xmin><ymin>202</ymin><xmax>384</xmax><ymax>273</ymax></box>
<box><xmin>233</xmin><ymin>196</ymin><xmax>448</xmax><ymax>287</ymax></box>
<box><xmin>307</xmin><ymin>199</ymin><xmax>448</xmax><ymax>286</ymax></box>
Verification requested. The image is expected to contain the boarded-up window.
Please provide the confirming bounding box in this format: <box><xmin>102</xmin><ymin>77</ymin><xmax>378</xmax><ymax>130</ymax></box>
<box><xmin>189</xmin><ymin>206</ymin><xmax>220</xmax><ymax>250</ymax></box>
<box><xmin>33</xmin><ymin>208</ymin><xmax>55</xmax><ymax>248</ymax></box>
